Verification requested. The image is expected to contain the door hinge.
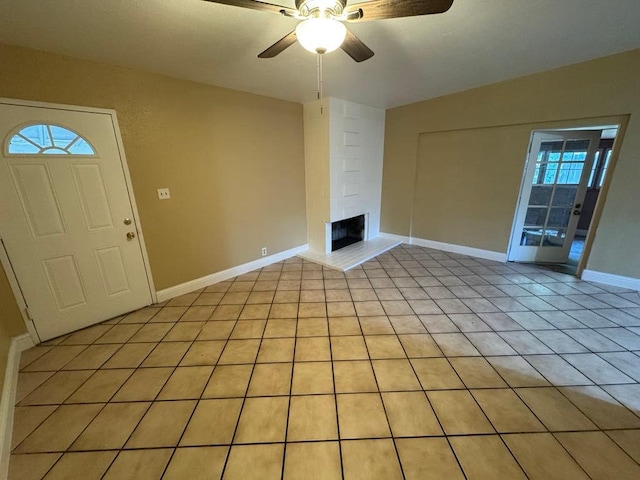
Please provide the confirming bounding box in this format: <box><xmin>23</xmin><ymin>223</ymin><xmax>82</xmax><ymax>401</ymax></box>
<box><xmin>25</xmin><ymin>307</ymin><xmax>33</xmax><ymax>321</ymax></box>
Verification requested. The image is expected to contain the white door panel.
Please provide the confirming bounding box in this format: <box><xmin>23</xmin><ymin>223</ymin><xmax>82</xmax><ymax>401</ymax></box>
<box><xmin>9</xmin><ymin>162</ymin><xmax>67</xmax><ymax>237</ymax></box>
<box><xmin>72</xmin><ymin>163</ymin><xmax>115</xmax><ymax>230</ymax></box>
<box><xmin>0</xmin><ymin>102</ymin><xmax>152</xmax><ymax>340</ymax></box>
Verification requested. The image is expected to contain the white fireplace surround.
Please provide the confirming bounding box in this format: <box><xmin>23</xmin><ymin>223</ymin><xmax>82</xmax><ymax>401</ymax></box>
<box><xmin>300</xmin><ymin>98</ymin><xmax>400</xmax><ymax>270</ymax></box>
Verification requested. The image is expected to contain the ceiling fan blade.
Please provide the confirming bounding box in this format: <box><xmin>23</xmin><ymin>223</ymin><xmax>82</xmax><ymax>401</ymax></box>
<box><xmin>341</xmin><ymin>29</ymin><xmax>374</xmax><ymax>62</ymax></box>
<box><xmin>346</xmin><ymin>0</ymin><xmax>454</xmax><ymax>22</ymax></box>
<box><xmin>201</xmin><ymin>0</ymin><xmax>295</xmax><ymax>16</ymax></box>
<box><xmin>258</xmin><ymin>30</ymin><xmax>297</xmax><ymax>58</ymax></box>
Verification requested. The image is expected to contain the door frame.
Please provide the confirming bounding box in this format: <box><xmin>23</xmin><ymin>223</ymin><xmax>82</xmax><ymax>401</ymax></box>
<box><xmin>506</xmin><ymin>121</ymin><xmax>625</xmax><ymax>276</ymax></box>
<box><xmin>0</xmin><ymin>98</ymin><xmax>157</xmax><ymax>343</ymax></box>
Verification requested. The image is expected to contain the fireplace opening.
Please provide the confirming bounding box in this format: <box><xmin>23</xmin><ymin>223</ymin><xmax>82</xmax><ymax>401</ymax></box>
<box><xmin>332</xmin><ymin>214</ymin><xmax>365</xmax><ymax>252</ymax></box>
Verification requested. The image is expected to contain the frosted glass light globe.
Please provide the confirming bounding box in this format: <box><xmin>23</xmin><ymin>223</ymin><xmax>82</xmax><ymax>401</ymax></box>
<box><xmin>296</xmin><ymin>18</ymin><xmax>347</xmax><ymax>54</ymax></box>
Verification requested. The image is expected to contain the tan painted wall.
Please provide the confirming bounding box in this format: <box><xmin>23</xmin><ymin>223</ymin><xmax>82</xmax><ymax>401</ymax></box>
<box><xmin>413</xmin><ymin>125</ymin><xmax>531</xmax><ymax>252</ymax></box>
<box><xmin>303</xmin><ymin>100</ymin><xmax>330</xmax><ymax>252</ymax></box>
<box><xmin>0</xmin><ymin>43</ymin><xmax>306</xmax><ymax>292</ymax></box>
<box><xmin>382</xmin><ymin>49</ymin><xmax>640</xmax><ymax>278</ymax></box>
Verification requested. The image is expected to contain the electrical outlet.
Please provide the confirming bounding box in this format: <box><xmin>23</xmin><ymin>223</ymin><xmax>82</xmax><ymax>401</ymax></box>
<box><xmin>157</xmin><ymin>188</ymin><xmax>171</xmax><ymax>200</ymax></box>
<box><xmin>261</xmin><ymin>247</ymin><xmax>267</xmax><ymax>256</ymax></box>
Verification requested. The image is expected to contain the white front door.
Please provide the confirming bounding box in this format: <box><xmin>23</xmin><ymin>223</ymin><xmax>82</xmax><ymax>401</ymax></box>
<box><xmin>508</xmin><ymin>130</ymin><xmax>601</xmax><ymax>263</ymax></box>
<box><xmin>0</xmin><ymin>101</ymin><xmax>153</xmax><ymax>341</ymax></box>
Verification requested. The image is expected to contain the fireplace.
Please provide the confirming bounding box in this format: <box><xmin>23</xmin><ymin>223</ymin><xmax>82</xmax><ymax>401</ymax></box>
<box><xmin>331</xmin><ymin>214</ymin><xmax>365</xmax><ymax>252</ymax></box>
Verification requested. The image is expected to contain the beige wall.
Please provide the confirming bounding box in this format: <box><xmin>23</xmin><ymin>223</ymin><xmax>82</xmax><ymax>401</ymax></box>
<box><xmin>413</xmin><ymin>125</ymin><xmax>530</xmax><ymax>252</ymax></box>
<box><xmin>303</xmin><ymin>100</ymin><xmax>330</xmax><ymax>252</ymax></box>
<box><xmin>382</xmin><ymin>49</ymin><xmax>640</xmax><ymax>278</ymax></box>
<box><xmin>0</xmin><ymin>43</ymin><xmax>307</xmax><ymax>293</ymax></box>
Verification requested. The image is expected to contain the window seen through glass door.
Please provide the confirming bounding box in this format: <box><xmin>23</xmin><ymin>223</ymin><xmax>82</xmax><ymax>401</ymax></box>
<box><xmin>521</xmin><ymin>139</ymin><xmax>590</xmax><ymax>248</ymax></box>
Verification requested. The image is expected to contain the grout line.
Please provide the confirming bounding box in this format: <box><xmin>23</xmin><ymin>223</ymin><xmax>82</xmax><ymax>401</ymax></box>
<box><xmin>155</xmin><ymin>290</ymin><xmax>238</xmax><ymax>478</ymax></box>
<box><xmin>351</xmin><ymin>286</ymin><xmax>408</xmax><ymax>480</ymax></box>
<box><xmin>218</xmin><ymin>271</ymin><xmax>275</xmax><ymax>479</ymax></box>
<box><xmin>602</xmin><ymin>430</ymin><xmax>640</xmax><ymax>469</ymax></box>
<box><xmin>324</xmin><ymin>272</ymin><xmax>346</xmax><ymax>480</ymax></box>
<box><xmin>388</xmin><ymin>305</ymin><xmax>468</xmax><ymax>480</ymax></box>
<box><xmin>16</xmin><ymin>382</ymin><xmax>640</xmax><ymax>405</ymax></box>
<box><xmin>102</xmin><ymin>304</ymin><xmax>197</xmax><ymax>477</ymax></box>
<box><xmin>279</xmin><ymin>297</ymin><xmax>299</xmax><ymax>480</ymax></box>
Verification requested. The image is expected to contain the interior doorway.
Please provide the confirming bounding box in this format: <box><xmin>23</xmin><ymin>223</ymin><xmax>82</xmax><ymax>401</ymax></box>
<box><xmin>508</xmin><ymin>125</ymin><xmax>619</xmax><ymax>275</ymax></box>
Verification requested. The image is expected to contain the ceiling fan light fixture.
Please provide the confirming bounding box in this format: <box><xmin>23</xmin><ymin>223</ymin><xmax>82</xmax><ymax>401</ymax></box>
<box><xmin>295</xmin><ymin>17</ymin><xmax>347</xmax><ymax>54</ymax></box>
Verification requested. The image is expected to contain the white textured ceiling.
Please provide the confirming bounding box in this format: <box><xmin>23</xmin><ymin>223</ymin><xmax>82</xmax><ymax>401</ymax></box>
<box><xmin>1</xmin><ymin>0</ymin><xmax>640</xmax><ymax>108</ymax></box>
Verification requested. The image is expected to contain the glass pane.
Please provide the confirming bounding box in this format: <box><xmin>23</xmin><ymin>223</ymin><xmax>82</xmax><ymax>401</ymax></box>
<box><xmin>533</xmin><ymin>164</ymin><xmax>541</xmax><ymax>183</ymax></box>
<box><xmin>521</xmin><ymin>228</ymin><xmax>543</xmax><ymax>246</ymax></box>
<box><xmin>541</xmin><ymin>163</ymin><xmax>558</xmax><ymax>184</ymax></box>
<box><xmin>565</xmin><ymin>139</ymin><xmax>590</xmax><ymax>152</ymax></box>
<box><xmin>7</xmin><ymin>136</ymin><xmax>39</xmax><ymax>154</ymax></box>
<box><xmin>18</xmin><ymin>124</ymin><xmax>48</xmax><ymax>147</ymax></box>
<box><xmin>562</xmin><ymin>150</ymin><xmax>587</xmax><ymax>162</ymax></box>
<box><xmin>525</xmin><ymin>207</ymin><xmax>548</xmax><ymax>226</ymax></box>
<box><xmin>540</xmin><ymin>141</ymin><xmax>564</xmax><ymax>159</ymax></box>
<box><xmin>67</xmin><ymin>138</ymin><xmax>95</xmax><ymax>155</ymax></box>
<box><xmin>557</xmin><ymin>162</ymin><xmax>584</xmax><ymax>184</ymax></box>
<box><xmin>552</xmin><ymin>186</ymin><xmax>578</xmax><ymax>206</ymax></box>
<box><xmin>547</xmin><ymin>207</ymin><xmax>572</xmax><ymax>228</ymax></box>
<box><xmin>548</xmin><ymin>152</ymin><xmax>561</xmax><ymax>162</ymax></box>
<box><xmin>49</xmin><ymin>125</ymin><xmax>78</xmax><ymax>148</ymax></box>
<box><xmin>542</xmin><ymin>229</ymin><xmax>566</xmax><ymax>247</ymax></box>
<box><xmin>42</xmin><ymin>148</ymin><xmax>69</xmax><ymax>155</ymax></box>
<box><xmin>529</xmin><ymin>186</ymin><xmax>553</xmax><ymax>206</ymax></box>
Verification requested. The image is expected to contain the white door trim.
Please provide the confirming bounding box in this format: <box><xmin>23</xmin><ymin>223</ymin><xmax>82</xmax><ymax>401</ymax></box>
<box><xmin>0</xmin><ymin>239</ymin><xmax>38</xmax><ymax>342</ymax></box>
<box><xmin>0</xmin><ymin>98</ymin><xmax>157</xmax><ymax>343</ymax></box>
<box><xmin>0</xmin><ymin>332</ymin><xmax>35</xmax><ymax>478</ymax></box>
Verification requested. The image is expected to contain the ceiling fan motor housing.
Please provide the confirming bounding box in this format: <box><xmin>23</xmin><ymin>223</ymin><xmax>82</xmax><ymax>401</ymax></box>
<box><xmin>296</xmin><ymin>0</ymin><xmax>346</xmax><ymax>18</ymax></box>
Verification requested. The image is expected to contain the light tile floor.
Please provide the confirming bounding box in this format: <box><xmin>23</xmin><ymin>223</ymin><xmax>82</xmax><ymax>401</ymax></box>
<box><xmin>9</xmin><ymin>244</ymin><xmax>640</xmax><ymax>479</ymax></box>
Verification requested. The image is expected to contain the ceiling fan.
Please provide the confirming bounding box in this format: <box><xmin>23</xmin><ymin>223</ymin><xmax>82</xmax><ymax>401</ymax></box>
<box><xmin>203</xmin><ymin>0</ymin><xmax>454</xmax><ymax>62</ymax></box>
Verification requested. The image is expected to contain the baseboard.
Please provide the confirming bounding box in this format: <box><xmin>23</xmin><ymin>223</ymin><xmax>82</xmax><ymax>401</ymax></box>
<box><xmin>380</xmin><ymin>233</ymin><xmax>508</xmax><ymax>262</ymax></box>
<box><xmin>379</xmin><ymin>232</ymin><xmax>411</xmax><ymax>244</ymax></box>
<box><xmin>581</xmin><ymin>269</ymin><xmax>640</xmax><ymax>291</ymax></box>
<box><xmin>156</xmin><ymin>244</ymin><xmax>309</xmax><ymax>302</ymax></box>
<box><xmin>0</xmin><ymin>333</ymin><xmax>35</xmax><ymax>479</ymax></box>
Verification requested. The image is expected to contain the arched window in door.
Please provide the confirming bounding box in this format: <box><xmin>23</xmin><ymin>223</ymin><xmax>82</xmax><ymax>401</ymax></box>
<box><xmin>6</xmin><ymin>123</ymin><xmax>96</xmax><ymax>155</ymax></box>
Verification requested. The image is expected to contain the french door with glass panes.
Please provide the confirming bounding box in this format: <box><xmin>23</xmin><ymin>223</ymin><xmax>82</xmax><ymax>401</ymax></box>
<box><xmin>508</xmin><ymin>130</ymin><xmax>601</xmax><ymax>263</ymax></box>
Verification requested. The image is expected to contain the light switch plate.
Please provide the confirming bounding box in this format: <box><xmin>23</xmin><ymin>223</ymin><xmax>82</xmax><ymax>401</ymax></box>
<box><xmin>157</xmin><ymin>188</ymin><xmax>171</xmax><ymax>200</ymax></box>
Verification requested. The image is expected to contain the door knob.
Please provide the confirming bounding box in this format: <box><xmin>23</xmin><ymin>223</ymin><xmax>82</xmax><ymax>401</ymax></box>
<box><xmin>126</xmin><ymin>232</ymin><xmax>136</xmax><ymax>240</ymax></box>
<box><xmin>124</xmin><ymin>218</ymin><xmax>132</xmax><ymax>225</ymax></box>
<box><xmin>573</xmin><ymin>210</ymin><xmax>581</xmax><ymax>215</ymax></box>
